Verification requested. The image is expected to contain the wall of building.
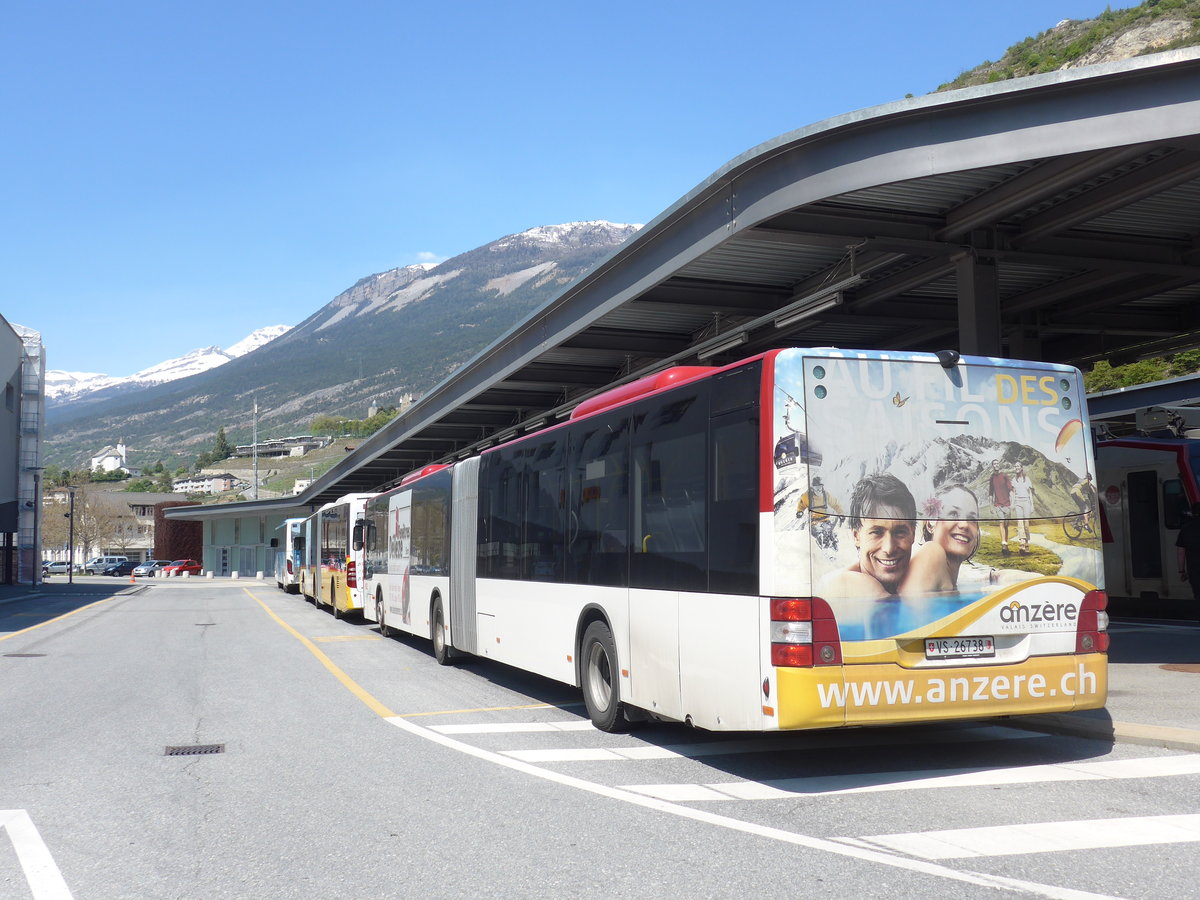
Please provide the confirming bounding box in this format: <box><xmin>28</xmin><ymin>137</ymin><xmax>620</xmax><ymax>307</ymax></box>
<box><xmin>203</xmin><ymin>512</ymin><xmax>290</xmax><ymax>577</ymax></box>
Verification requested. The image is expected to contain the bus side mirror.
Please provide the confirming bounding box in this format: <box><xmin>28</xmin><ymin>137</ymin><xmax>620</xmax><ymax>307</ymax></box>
<box><xmin>353</xmin><ymin>540</ymin><xmax>364</xmax><ymax>551</ymax></box>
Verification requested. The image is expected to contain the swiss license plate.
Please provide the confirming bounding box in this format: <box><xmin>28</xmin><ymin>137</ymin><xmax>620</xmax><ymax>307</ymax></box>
<box><xmin>925</xmin><ymin>636</ymin><xmax>995</xmax><ymax>660</ymax></box>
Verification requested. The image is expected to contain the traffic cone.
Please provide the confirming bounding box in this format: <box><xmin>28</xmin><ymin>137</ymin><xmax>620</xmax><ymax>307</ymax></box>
<box><xmin>130</xmin><ymin>571</ymin><xmax>136</xmax><ymax>584</ymax></box>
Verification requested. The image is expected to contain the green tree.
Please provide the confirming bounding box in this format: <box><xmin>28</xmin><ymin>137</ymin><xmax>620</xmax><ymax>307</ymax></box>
<box><xmin>213</xmin><ymin>427</ymin><xmax>233</xmax><ymax>461</ymax></box>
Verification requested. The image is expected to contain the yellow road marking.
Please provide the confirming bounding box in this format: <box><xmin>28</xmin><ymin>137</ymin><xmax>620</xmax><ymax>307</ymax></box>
<box><xmin>0</xmin><ymin>596</ymin><xmax>116</xmax><ymax>642</ymax></box>
<box><xmin>312</xmin><ymin>634</ymin><xmax>384</xmax><ymax>643</ymax></box>
<box><xmin>244</xmin><ymin>589</ymin><xmax>395</xmax><ymax>718</ymax></box>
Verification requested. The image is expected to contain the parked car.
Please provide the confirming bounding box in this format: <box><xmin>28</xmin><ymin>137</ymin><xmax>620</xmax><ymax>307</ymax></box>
<box><xmin>102</xmin><ymin>560</ymin><xmax>138</xmax><ymax>577</ymax></box>
<box><xmin>161</xmin><ymin>559</ymin><xmax>202</xmax><ymax>577</ymax></box>
<box><xmin>44</xmin><ymin>561</ymin><xmax>80</xmax><ymax>575</ymax></box>
<box><xmin>85</xmin><ymin>556</ymin><xmax>129</xmax><ymax>575</ymax></box>
<box><xmin>133</xmin><ymin>560</ymin><xmax>172</xmax><ymax>577</ymax></box>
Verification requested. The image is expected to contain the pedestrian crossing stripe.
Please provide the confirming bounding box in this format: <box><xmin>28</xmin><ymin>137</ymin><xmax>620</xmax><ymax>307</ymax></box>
<box><xmin>849</xmin><ymin>813</ymin><xmax>1200</xmax><ymax>859</ymax></box>
<box><xmin>617</xmin><ymin>754</ymin><xmax>1200</xmax><ymax>801</ymax></box>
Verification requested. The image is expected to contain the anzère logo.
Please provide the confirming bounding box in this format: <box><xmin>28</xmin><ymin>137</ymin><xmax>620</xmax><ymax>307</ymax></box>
<box><xmin>999</xmin><ymin>598</ymin><xmax>1078</xmax><ymax>624</ymax></box>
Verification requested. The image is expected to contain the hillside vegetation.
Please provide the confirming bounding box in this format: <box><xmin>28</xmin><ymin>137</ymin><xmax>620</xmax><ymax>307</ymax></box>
<box><xmin>939</xmin><ymin>0</ymin><xmax>1200</xmax><ymax>91</ymax></box>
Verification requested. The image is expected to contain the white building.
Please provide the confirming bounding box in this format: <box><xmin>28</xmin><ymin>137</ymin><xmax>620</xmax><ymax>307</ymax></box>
<box><xmin>172</xmin><ymin>473</ymin><xmax>237</xmax><ymax>495</ymax></box>
<box><xmin>91</xmin><ymin>440</ymin><xmax>129</xmax><ymax>473</ymax></box>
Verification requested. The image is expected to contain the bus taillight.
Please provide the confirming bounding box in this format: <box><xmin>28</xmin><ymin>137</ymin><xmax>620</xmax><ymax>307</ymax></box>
<box><xmin>286</xmin><ymin>559</ymin><xmax>293</xmax><ymax>575</ymax></box>
<box><xmin>770</xmin><ymin>597</ymin><xmax>841</xmax><ymax>667</ymax></box>
<box><xmin>347</xmin><ymin>561</ymin><xmax>357</xmax><ymax>589</ymax></box>
<box><xmin>1076</xmin><ymin>589</ymin><xmax>1110</xmax><ymax>653</ymax></box>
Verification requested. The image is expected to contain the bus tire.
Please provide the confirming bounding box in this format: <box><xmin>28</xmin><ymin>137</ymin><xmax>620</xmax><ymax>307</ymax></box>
<box><xmin>432</xmin><ymin>597</ymin><xmax>454</xmax><ymax>666</ymax></box>
<box><xmin>580</xmin><ymin>620</ymin><xmax>630</xmax><ymax>733</ymax></box>
<box><xmin>377</xmin><ymin>593</ymin><xmax>391</xmax><ymax>637</ymax></box>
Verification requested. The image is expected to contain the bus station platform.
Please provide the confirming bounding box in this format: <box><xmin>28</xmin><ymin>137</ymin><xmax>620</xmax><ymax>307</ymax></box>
<box><xmin>1023</xmin><ymin>617</ymin><xmax>1200</xmax><ymax>752</ymax></box>
<box><xmin>2</xmin><ymin>583</ymin><xmax>1198</xmax><ymax>751</ymax></box>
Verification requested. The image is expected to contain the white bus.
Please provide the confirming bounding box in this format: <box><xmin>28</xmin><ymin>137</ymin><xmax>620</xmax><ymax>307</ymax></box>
<box><xmin>299</xmin><ymin>493</ymin><xmax>376</xmax><ymax>618</ymax></box>
<box><xmin>361</xmin><ymin>348</ymin><xmax>1108</xmax><ymax>732</ymax></box>
<box><xmin>274</xmin><ymin>517</ymin><xmax>306</xmax><ymax>594</ymax></box>
<box><xmin>1096</xmin><ymin>435</ymin><xmax>1198</xmax><ymax>609</ymax></box>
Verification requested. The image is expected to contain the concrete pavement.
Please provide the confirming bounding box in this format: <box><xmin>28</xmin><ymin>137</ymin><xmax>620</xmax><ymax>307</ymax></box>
<box><xmin>3</xmin><ymin>581</ymin><xmax>1198</xmax><ymax>750</ymax></box>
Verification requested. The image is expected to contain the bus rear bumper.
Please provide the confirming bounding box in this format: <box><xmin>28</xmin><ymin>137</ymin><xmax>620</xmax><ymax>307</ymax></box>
<box><xmin>774</xmin><ymin>654</ymin><xmax>1107</xmax><ymax>729</ymax></box>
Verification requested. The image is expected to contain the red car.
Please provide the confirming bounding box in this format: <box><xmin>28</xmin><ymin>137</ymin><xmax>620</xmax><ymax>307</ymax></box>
<box><xmin>162</xmin><ymin>559</ymin><xmax>203</xmax><ymax>576</ymax></box>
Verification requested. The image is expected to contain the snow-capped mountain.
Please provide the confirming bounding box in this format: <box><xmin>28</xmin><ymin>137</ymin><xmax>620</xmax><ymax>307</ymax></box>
<box><xmin>44</xmin><ymin>325</ymin><xmax>291</xmax><ymax>404</ymax></box>
<box><xmin>226</xmin><ymin>324</ymin><xmax>291</xmax><ymax>358</ymax></box>
<box><xmin>44</xmin><ymin>221</ymin><xmax>641</xmax><ymax>466</ymax></box>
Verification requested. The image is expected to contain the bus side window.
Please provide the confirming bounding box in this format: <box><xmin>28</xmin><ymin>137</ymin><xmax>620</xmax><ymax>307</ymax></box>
<box><xmin>630</xmin><ymin>392</ymin><xmax>706</xmax><ymax>592</ymax></box>
<box><xmin>568</xmin><ymin>413</ymin><xmax>630</xmax><ymax>587</ymax></box>
<box><xmin>1163</xmin><ymin>478</ymin><xmax>1187</xmax><ymax>530</ymax></box>
<box><xmin>709</xmin><ymin>409</ymin><xmax>758</xmax><ymax>595</ymax></box>
<box><xmin>524</xmin><ymin>437</ymin><xmax>566</xmax><ymax>582</ymax></box>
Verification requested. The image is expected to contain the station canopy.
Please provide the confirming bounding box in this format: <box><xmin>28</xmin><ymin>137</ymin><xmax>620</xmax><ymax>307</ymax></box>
<box><xmin>171</xmin><ymin>49</ymin><xmax>1200</xmax><ymax>517</ymax></box>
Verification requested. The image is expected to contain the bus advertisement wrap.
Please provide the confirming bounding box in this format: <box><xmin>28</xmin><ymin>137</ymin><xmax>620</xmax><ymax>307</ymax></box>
<box><xmin>769</xmin><ymin>349</ymin><xmax>1105</xmax><ymax>720</ymax></box>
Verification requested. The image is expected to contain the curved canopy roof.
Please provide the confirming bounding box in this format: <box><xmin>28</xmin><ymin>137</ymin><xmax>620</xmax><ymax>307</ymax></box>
<box><xmin>172</xmin><ymin>49</ymin><xmax>1200</xmax><ymax>518</ymax></box>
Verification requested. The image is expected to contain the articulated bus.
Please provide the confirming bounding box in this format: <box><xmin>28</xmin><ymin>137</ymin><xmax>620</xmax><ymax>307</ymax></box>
<box><xmin>300</xmin><ymin>493</ymin><xmax>376</xmax><ymax>618</ymax></box>
<box><xmin>358</xmin><ymin>348</ymin><xmax>1107</xmax><ymax>732</ymax></box>
<box><xmin>1095</xmin><ymin>435</ymin><xmax>1198</xmax><ymax>608</ymax></box>
<box><xmin>274</xmin><ymin>517</ymin><xmax>306</xmax><ymax>594</ymax></box>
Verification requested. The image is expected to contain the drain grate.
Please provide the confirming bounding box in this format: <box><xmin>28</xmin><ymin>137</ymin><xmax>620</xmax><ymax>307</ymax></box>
<box><xmin>164</xmin><ymin>743</ymin><xmax>225</xmax><ymax>756</ymax></box>
<box><xmin>4</xmin><ymin>653</ymin><xmax>46</xmax><ymax>658</ymax></box>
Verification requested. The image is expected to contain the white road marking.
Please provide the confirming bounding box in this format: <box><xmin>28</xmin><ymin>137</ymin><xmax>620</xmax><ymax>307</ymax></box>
<box><xmin>620</xmin><ymin>753</ymin><xmax>1200</xmax><ymax>801</ymax></box>
<box><xmin>386</xmin><ymin>716</ymin><xmax>1119</xmax><ymax>900</ymax></box>
<box><xmin>0</xmin><ymin>810</ymin><xmax>73</xmax><ymax>899</ymax></box>
<box><xmin>854</xmin><ymin>814</ymin><xmax>1200</xmax><ymax>859</ymax></box>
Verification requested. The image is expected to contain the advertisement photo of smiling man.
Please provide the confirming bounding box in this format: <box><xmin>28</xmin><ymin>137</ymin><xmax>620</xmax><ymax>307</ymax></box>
<box><xmin>817</xmin><ymin>473</ymin><xmax>917</xmax><ymax>599</ymax></box>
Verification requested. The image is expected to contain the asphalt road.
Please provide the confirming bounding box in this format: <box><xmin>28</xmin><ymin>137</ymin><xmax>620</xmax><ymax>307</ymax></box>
<box><xmin>2</xmin><ymin>582</ymin><xmax>1198</xmax><ymax>899</ymax></box>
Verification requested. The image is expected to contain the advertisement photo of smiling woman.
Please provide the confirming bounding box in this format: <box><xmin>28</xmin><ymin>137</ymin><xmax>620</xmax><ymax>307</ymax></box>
<box><xmin>901</xmin><ymin>483</ymin><xmax>982</xmax><ymax>596</ymax></box>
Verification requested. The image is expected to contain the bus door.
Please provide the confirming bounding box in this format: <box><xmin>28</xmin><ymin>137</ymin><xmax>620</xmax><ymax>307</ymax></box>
<box><xmin>1124</xmin><ymin>469</ymin><xmax>1163</xmax><ymax>598</ymax></box>
<box><xmin>1120</xmin><ymin>463</ymin><xmax>1192</xmax><ymax>601</ymax></box>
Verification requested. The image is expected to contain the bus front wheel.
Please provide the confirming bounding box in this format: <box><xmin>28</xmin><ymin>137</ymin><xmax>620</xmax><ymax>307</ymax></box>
<box><xmin>581</xmin><ymin>621</ymin><xmax>630</xmax><ymax>733</ymax></box>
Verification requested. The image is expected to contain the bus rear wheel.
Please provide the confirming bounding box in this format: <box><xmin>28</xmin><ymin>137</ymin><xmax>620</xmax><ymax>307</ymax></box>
<box><xmin>581</xmin><ymin>621</ymin><xmax>630</xmax><ymax>733</ymax></box>
<box><xmin>432</xmin><ymin>598</ymin><xmax>454</xmax><ymax>666</ymax></box>
<box><xmin>377</xmin><ymin>594</ymin><xmax>391</xmax><ymax>637</ymax></box>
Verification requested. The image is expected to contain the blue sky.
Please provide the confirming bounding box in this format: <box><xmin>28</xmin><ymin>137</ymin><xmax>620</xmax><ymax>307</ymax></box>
<box><xmin>3</xmin><ymin>0</ymin><xmax>1111</xmax><ymax>375</ymax></box>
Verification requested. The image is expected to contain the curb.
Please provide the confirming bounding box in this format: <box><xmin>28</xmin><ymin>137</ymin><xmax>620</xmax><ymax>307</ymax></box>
<box><xmin>1016</xmin><ymin>712</ymin><xmax>1200</xmax><ymax>752</ymax></box>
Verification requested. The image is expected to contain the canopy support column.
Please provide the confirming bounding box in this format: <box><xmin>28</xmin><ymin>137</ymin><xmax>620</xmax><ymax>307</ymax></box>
<box><xmin>955</xmin><ymin>251</ymin><xmax>1001</xmax><ymax>357</ymax></box>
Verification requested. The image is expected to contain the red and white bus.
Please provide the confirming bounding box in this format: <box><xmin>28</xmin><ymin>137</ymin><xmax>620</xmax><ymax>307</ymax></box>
<box><xmin>299</xmin><ymin>493</ymin><xmax>376</xmax><ymax>618</ymax></box>
<box><xmin>361</xmin><ymin>348</ymin><xmax>1108</xmax><ymax>732</ymax></box>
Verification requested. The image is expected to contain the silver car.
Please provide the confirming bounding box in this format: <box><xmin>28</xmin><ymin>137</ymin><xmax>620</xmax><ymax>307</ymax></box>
<box><xmin>133</xmin><ymin>560</ymin><xmax>172</xmax><ymax>577</ymax></box>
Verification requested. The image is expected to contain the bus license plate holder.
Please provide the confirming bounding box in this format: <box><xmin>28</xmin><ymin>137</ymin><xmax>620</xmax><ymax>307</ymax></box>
<box><xmin>925</xmin><ymin>636</ymin><xmax>995</xmax><ymax>660</ymax></box>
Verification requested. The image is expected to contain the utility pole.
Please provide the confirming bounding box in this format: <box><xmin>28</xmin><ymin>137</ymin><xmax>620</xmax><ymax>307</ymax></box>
<box><xmin>252</xmin><ymin>398</ymin><xmax>259</xmax><ymax>501</ymax></box>
<box><xmin>67</xmin><ymin>487</ymin><xmax>75</xmax><ymax>585</ymax></box>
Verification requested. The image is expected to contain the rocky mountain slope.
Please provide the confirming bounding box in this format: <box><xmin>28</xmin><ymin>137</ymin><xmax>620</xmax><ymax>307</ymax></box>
<box><xmin>44</xmin><ymin>222</ymin><xmax>640</xmax><ymax>470</ymax></box>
